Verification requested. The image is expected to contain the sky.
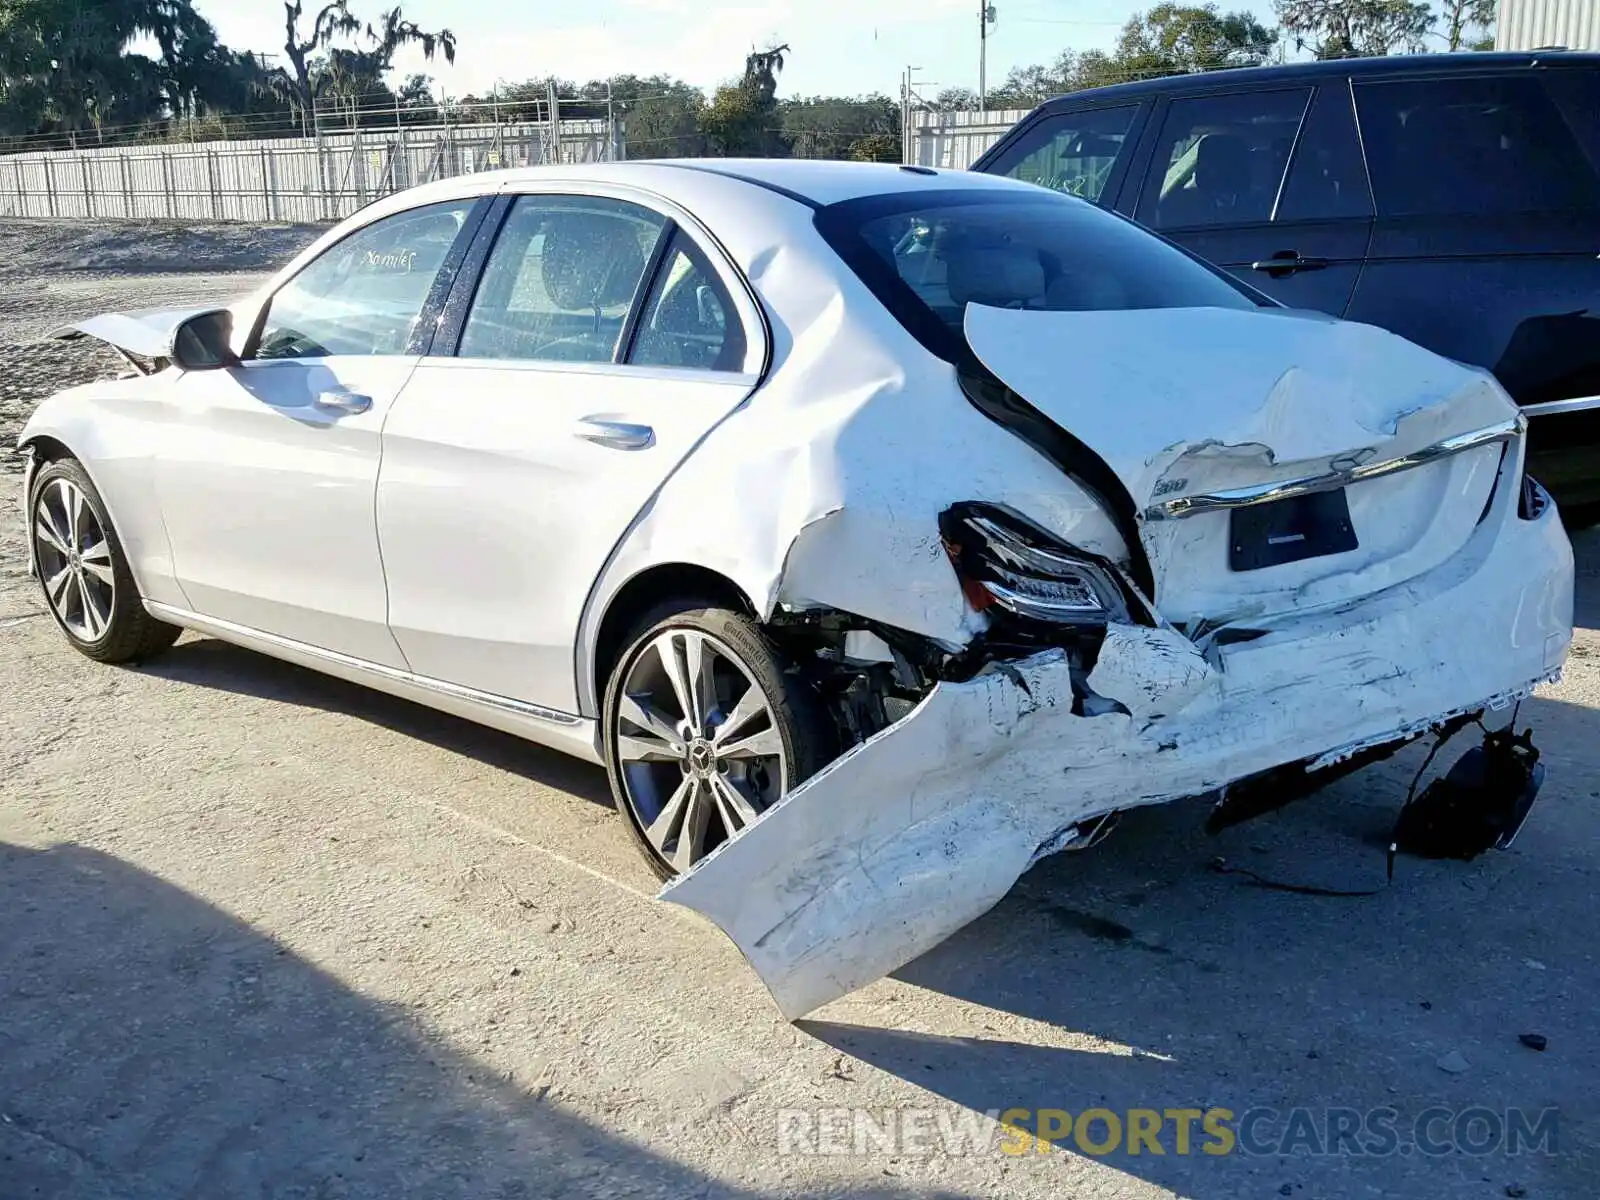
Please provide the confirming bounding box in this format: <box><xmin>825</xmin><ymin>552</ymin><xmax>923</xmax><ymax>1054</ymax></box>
<box><xmin>188</xmin><ymin>0</ymin><xmax>1284</xmax><ymax>101</ymax></box>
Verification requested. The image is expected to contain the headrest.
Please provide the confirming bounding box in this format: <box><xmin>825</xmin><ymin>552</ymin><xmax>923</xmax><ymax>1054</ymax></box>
<box><xmin>540</xmin><ymin>214</ymin><xmax>648</xmax><ymax>309</ymax></box>
<box><xmin>1195</xmin><ymin>134</ymin><xmax>1251</xmax><ymax>186</ymax></box>
<box><xmin>945</xmin><ymin>243</ymin><xmax>1046</xmax><ymax>308</ymax></box>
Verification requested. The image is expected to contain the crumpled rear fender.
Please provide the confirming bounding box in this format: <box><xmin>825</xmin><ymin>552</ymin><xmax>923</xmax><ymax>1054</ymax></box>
<box><xmin>661</xmin><ymin>482</ymin><xmax>1573</xmax><ymax>1020</ymax></box>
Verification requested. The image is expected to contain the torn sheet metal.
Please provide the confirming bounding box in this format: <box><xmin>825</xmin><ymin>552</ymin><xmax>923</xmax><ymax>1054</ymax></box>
<box><xmin>963</xmin><ymin>305</ymin><xmax>1521</xmax><ymax>626</ymax></box>
<box><xmin>661</xmin><ymin>484</ymin><xmax>1573</xmax><ymax>1020</ymax></box>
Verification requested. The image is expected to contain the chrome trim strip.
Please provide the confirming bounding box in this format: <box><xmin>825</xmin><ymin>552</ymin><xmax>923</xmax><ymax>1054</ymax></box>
<box><xmin>1520</xmin><ymin>394</ymin><xmax>1600</xmax><ymax>418</ymax></box>
<box><xmin>1145</xmin><ymin>416</ymin><xmax>1523</xmax><ymax>521</ymax></box>
<box><xmin>144</xmin><ymin>603</ymin><xmax>584</xmax><ymax>727</ymax></box>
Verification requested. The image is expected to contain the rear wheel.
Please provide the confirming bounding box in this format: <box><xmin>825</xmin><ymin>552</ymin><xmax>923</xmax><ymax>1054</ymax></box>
<box><xmin>601</xmin><ymin>603</ymin><xmax>833</xmax><ymax>880</ymax></box>
<box><xmin>29</xmin><ymin>457</ymin><xmax>180</xmax><ymax>664</ymax></box>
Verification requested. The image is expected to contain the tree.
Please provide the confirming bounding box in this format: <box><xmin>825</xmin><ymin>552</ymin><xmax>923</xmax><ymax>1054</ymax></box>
<box><xmin>781</xmin><ymin>94</ymin><xmax>899</xmax><ymax>160</ymax></box>
<box><xmin>938</xmin><ymin>8</ymin><xmax>1273</xmax><ymax>113</ymax></box>
<box><xmin>1114</xmin><ymin>3</ymin><xmax>1277</xmax><ymax>76</ymax></box>
<box><xmin>266</xmin><ymin>1</ymin><xmax>453</xmax><ymax>130</ymax></box>
<box><xmin>701</xmin><ymin>44</ymin><xmax>790</xmax><ymax>156</ymax></box>
<box><xmin>1273</xmin><ymin>0</ymin><xmax>1434</xmax><ymax>57</ymax></box>
<box><xmin>0</xmin><ymin>0</ymin><xmax>266</xmax><ymax>139</ymax></box>
<box><xmin>1438</xmin><ymin>0</ymin><xmax>1496</xmax><ymax>49</ymax></box>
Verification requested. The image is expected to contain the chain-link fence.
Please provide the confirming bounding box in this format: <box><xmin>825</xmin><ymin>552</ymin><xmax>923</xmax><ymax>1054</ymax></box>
<box><xmin>0</xmin><ymin>114</ymin><xmax>621</xmax><ymax>224</ymax></box>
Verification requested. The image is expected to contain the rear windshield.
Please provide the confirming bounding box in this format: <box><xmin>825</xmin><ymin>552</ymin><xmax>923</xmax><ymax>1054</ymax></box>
<box><xmin>815</xmin><ymin>188</ymin><xmax>1260</xmax><ymax>362</ymax></box>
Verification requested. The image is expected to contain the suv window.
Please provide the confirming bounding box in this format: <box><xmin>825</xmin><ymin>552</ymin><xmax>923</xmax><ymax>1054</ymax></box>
<box><xmin>988</xmin><ymin>105</ymin><xmax>1139</xmax><ymax>203</ymax></box>
<box><xmin>254</xmin><ymin>200</ymin><xmax>473</xmax><ymax>359</ymax></box>
<box><xmin>1542</xmin><ymin>69</ymin><xmax>1600</xmax><ymax>175</ymax></box>
<box><xmin>1138</xmin><ymin>88</ymin><xmax>1312</xmax><ymax>231</ymax></box>
<box><xmin>816</xmin><ymin>188</ymin><xmax>1258</xmax><ymax>362</ymax></box>
<box><xmin>459</xmin><ymin>195</ymin><xmax>666</xmax><ymax>363</ymax></box>
<box><xmin>1354</xmin><ymin>74</ymin><xmax>1600</xmax><ymax>216</ymax></box>
<box><xmin>1277</xmin><ymin>82</ymin><xmax>1373</xmax><ymax>221</ymax></box>
<box><xmin>626</xmin><ymin>231</ymin><xmax>747</xmax><ymax>372</ymax></box>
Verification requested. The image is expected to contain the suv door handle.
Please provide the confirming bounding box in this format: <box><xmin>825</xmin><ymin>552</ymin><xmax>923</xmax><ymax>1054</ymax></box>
<box><xmin>575</xmin><ymin>418</ymin><xmax>654</xmax><ymax>450</ymax></box>
<box><xmin>314</xmin><ymin>389</ymin><xmax>372</xmax><ymax>414</ymax></box>
<box><xmin>1250</xmin><ymin>251</ymin><xmax>1329</xmax><ymax>277</ymax></box>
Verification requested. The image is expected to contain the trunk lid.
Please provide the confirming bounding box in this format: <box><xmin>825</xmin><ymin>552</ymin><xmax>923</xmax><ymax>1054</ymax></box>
<box><xmin>963</xmin><ymin>304</ymin><xmax>1522</xmax><ymax>625</ymax></box>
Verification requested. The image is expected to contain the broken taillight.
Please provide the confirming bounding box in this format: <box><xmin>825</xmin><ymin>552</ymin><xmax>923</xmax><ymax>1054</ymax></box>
<box><xmin>940</xmin><ymin>503</ymin><xmax>1128</xmax><ymax>624</ymax></box>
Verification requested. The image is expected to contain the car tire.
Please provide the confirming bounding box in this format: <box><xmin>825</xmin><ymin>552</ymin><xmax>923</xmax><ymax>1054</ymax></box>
<box><xmin>601</xmin><ymin>601</ymin><xmax>834</xmax><ymax>881</ymax></box>
<box><xmin>28</xmin><ymin>456</ymin><xmax>181</xmax><ymax>664</ymax></box>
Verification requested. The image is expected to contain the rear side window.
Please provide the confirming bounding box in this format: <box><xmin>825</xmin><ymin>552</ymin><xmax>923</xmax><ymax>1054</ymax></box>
<box><xmin>816</xmin><ymin>189</ymin><xmax>1259</xmax><ymax>362</ymax></box>
<box><xmin>626</xmin><ymin>231</ymin><xmax>748</xmax><ymax>372</ymax></box>
<box><xmin>1138</xmin><ymin>89</ymin><xmax>1312</xmax><ymax>230</ymax></box>
<box><xmin>1354</xmin><ymin>75</ymin><xmax>1600</xmax><ymax>216</ymax></box>
<box><xmin>987</xmin><ymin>106</ymin><xmax>1139</xmax><ymax>204</ymax></box>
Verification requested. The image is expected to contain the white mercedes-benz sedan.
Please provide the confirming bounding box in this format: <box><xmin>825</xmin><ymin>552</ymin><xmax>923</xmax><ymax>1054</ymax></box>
<box><xmin>19</xmin><ymin>160</ymin><xmax>1574</xmax><ymax>1018</ymax></box>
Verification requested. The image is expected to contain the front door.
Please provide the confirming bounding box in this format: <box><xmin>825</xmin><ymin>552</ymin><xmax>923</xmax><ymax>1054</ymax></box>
<box><xmin>377</xmin><ymin>192</ymin><xmax>762</xmax><ymax>712</ymax></box>
<box><xmin>157</xmin><ymin>197</ymin><xmax>481</xmax><ymax>665</ymax></box>
<box><xmin>1131</xmin><ymin>83</ymin><xmax>1373</xmax><ymax>316</ymax></box>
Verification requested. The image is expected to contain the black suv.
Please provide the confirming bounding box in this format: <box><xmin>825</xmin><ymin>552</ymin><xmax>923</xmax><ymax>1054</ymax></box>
<box><xmin>973</xmin><ymin>51</ymin><xmax>1600</xmax><ymax>520</ymax></box>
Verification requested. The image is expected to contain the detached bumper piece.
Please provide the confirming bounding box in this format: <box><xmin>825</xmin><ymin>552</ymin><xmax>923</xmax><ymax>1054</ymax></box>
<box><xmin>1392</xmin><ymin>725</ymin><xmax>1545</xmax><ymax>862</ymax></box>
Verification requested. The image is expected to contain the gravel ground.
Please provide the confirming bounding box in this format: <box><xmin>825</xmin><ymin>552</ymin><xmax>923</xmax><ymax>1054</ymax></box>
<box><xmin>2</xmin><ymin>219</ymin><xmax>1598</xmax><ymax>1200</ymax></box>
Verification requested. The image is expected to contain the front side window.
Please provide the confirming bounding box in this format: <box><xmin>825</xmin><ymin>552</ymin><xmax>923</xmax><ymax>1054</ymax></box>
<box><xmin>988</xmin><ymin>105</ymin><xmax>1139</xmax><ymax>204</ymax></box>
<box><xmin>459</xmin><ymin>195</ymin><xmax>666</xmax><ymax>363</ymax></box>
<box><xmin>626</xmin><ymin>231</ymin><xmax>748</xmax><ymax>372</ymax></box>
<box><xmin>1354</xmin><ymin>75</ymin><xmax>1600</xmax><ymax>216</ymax></box>
<box><xmin>1138</xmin><ymin>88</ymin><xmax>1312</xmax><ymax>230</ymax></box>
<box><xmin>817</xmin><ymin>189</ymin><xmax>1259</xmax><ymax>361</ymax></box>
<box><xmin>254</xmin><ymin>201</ymin><xmax>474</xmax><ymax>359</ymax></box>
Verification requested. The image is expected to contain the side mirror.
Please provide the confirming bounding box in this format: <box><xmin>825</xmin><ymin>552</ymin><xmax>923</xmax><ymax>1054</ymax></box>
<box><xmin>171</xmin><ymin>310</ymin><xmax>237</xmax><ymax>370</ymax></box>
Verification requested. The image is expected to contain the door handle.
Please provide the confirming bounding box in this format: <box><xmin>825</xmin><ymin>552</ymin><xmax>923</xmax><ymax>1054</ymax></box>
<box><xmin>1250</xmin><ymin>251</ymin><xmax>1329</xmax><ymax>277</ymax></box>
<box><xmin>574</xmin><ymin>418</ymin><xmax>654</xmax><ymax>451</ymax></box>
<box><xmin>314</xmin><ymin>389</ymin><xmax>373</xmax><ymax>414</ymax></box>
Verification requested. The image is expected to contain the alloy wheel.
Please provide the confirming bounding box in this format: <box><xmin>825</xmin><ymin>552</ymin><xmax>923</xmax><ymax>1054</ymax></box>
<box><xmin>615</xmin><ymin>628</ymin><xmax>787</xmax><ymax>873</ymax></box>
<box><xmin>33</xmin><ymin>477</ymin><xmax>116</xmax><ymax>643</ymax></box>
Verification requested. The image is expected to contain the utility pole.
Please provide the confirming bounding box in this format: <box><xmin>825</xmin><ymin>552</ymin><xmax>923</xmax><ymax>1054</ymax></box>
<box><xmin>978</xmin><ymin>2</ymin><xmax>997</xmax><ymax>110</ymax></box>
<box><xmin>902</xmin><ymin>68</ymin><xmax>915</xmax><ymax>165</ymax></box>
<box><xmin>606</xmin><ymin>77</ymin><xmax>616</xmax><ymax>161</ymax></box>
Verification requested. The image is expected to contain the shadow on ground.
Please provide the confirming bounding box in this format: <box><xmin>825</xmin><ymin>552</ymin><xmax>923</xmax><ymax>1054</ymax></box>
<box><xmin>0</xmin><ymin>841</ymin><xmax>954</xmax><ymax>1199</ymax></box>
<box><xmin>36</xmin><ymin>528</ymin><xmax>1596</xmax><ymax>1199</ymax></box>
<box><xmin>142</xmin><ymin>637</ymin><xmax>613</xmax><ymax>809</ymax></box>
<box><xmin>804</xmin><ymin>689</ymin><xmax>1600</xmax><ymax>1196</ymax></box>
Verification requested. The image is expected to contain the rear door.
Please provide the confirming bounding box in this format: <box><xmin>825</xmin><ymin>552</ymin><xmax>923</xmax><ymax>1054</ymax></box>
<box><xmin>376</xmin><ymin>190</ymin><xmax>764</xmax><ymax>714</ymax></box>
<box><xmin>1130</xmin><ymin>83</ymin><xmax>1372</xmax><ymax>315</ymax></box>
<box><xmin>1345</xmin><ymin>67</ymin><xmax>1600</xmax><ymax>505</ymax></box>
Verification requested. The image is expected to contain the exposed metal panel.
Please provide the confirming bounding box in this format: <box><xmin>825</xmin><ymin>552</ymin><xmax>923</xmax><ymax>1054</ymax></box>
<box><xmin>1496</xmin><ymin>0</ymin><xmax>1600</xmax><ymax>50</ymax></box>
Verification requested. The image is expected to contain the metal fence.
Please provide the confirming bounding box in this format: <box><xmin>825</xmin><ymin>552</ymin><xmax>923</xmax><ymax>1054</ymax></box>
<box><xmin>0</xmin><ymin>116</ymin><xmax>621</xmax><ymax>224</ymax></box>
<box><xmin>905</xmin><ymin>109</ymin><xmax>1030</xmax><ymax>170</ymax></box>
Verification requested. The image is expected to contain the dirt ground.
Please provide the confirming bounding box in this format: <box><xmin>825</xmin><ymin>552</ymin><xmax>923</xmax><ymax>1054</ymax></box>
<box><xmin>1</xmin><ymin>218</ymin><xmax>1598</xmax><ymax>1200</ymax></box>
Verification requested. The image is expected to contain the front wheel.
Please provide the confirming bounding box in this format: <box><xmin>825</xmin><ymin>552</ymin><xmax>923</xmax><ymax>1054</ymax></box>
<box><xmin>601</xmin><ymin>604</ymin><xmax>833</xmax><ymax>880</ymax></box>
<box><xmin>29</xmin><ymin>456</ymin><xmax>180</xmax><ymax>664</ymax></box>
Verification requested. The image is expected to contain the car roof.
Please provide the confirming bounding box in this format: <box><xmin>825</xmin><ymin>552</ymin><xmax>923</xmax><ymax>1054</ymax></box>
<box><xmin>434</xmin><ymin>158</ymin><xmax>1025</xmax><ymax>209</ymax></box>
<box><xmin>1023</xmin><ymin>49</ymin><xmax>1600</xmax><ymax>111</ymax></box>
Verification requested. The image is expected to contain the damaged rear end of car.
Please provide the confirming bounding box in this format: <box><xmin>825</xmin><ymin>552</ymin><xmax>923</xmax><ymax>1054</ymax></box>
<box><xmin>643</xmin><ymin>178</ymin><xmax>1574</xmax><ymax>1020</ymax></box>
